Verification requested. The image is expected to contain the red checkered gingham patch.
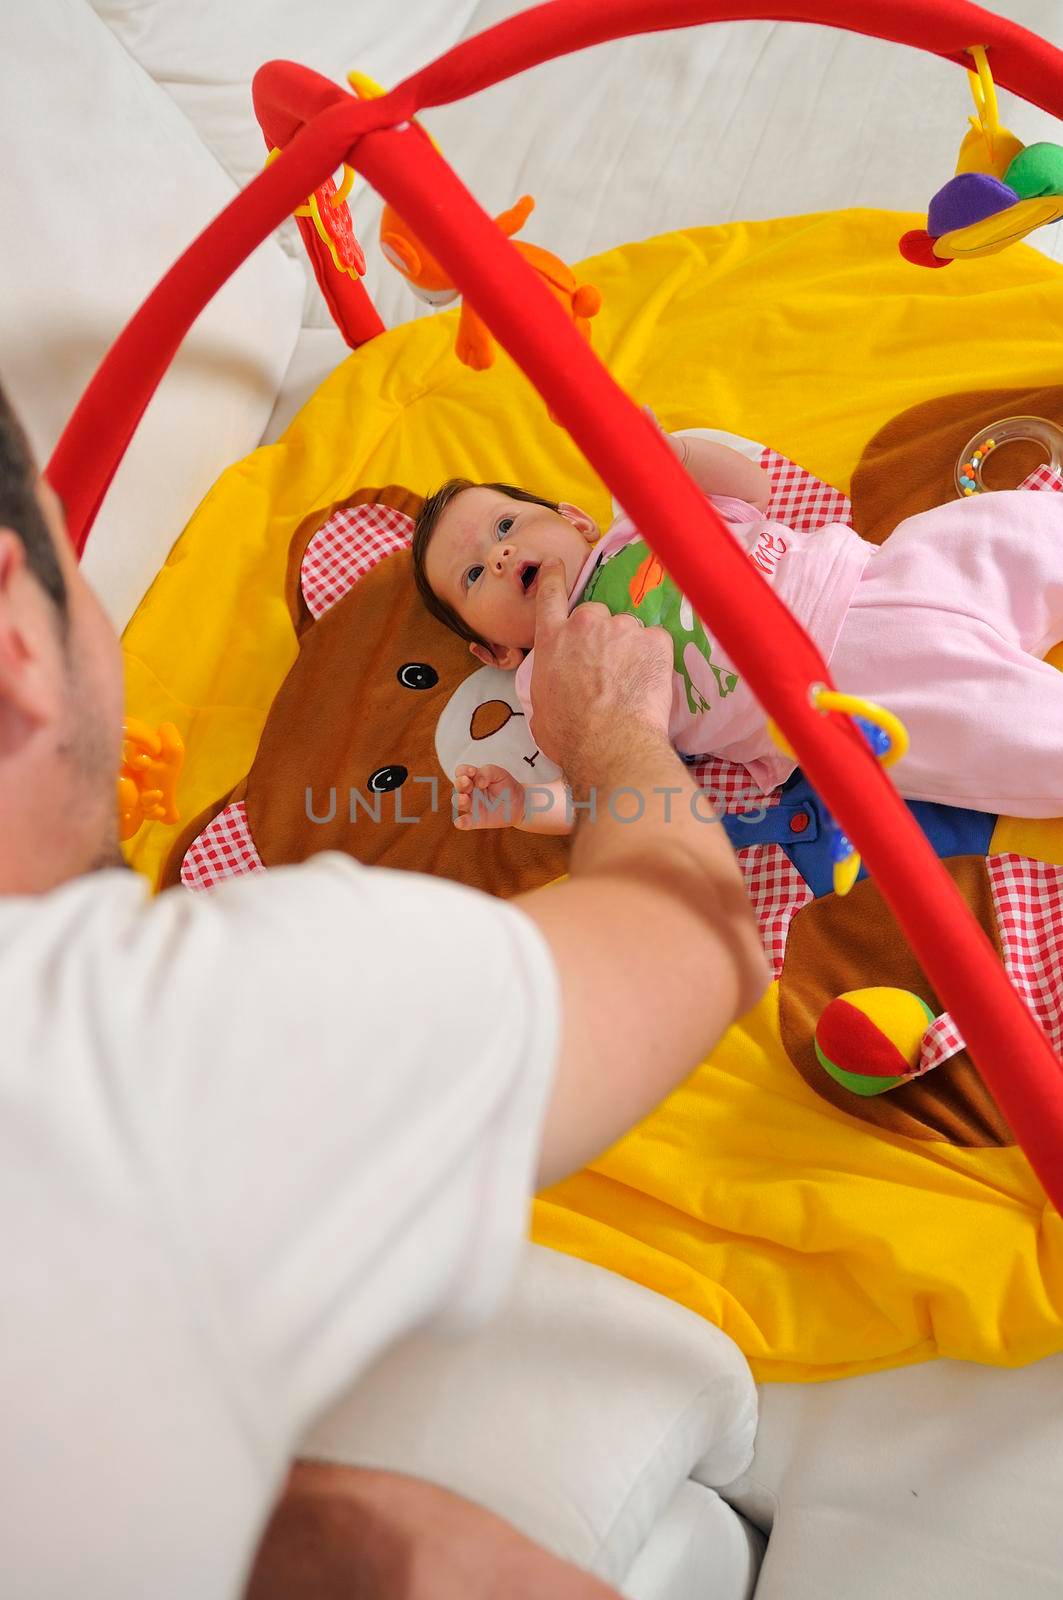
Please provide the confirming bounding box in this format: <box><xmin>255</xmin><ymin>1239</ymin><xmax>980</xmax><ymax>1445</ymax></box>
<box><xmin>300</xmin><ymin>502</ymin><xmax>414</xmax><ymax>619</ymax></box>
<box><xmin>918</xmin><ymin>1011</ymin><xmax>967</xmax><ymax>1073</ymax></box>
<box><xmin>737</xmin><ymin>843</ymin><xmax>814</xmax><ymax>979</ymax></box>
<box><xmin>760</xmin><ymin>447</ymin><xmax>852</xmax><ymax>531</ymax></box>
<box><xmin>986</xmin><ymin>852</ymin><xmax>1063</xmax><ymax>1055</ymax></box>
<box><xmin>916</xmin><ymin>852</ymin><xmax>1063</xmax><ymax>1072</ymax></box>
<box><xmin>691</xmin><ymin>754</ymin><xmax>780</xmax><ymax>808</ymax></box>
<box><xmin>1019</xmin><ymin>464</ymin><xmax>1063</xmax><ymax>493</ymax></box>
<box><xmin>690</xmin><ymin>756</ymin><xmax>809</xmax><ymax>976</ymax></box>
<box><xmin>181</xmin><ymin>801</ymin><xmax>263</xmax><ymax>891</ymax></box>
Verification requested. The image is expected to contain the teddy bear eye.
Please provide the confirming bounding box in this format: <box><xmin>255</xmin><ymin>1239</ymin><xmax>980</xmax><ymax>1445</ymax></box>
<box><xmin>397</xmin><ymin>662</ymin><xmax>438</xmax><ymax>690</ymax></box>
<box><xmin>368</xmin><ymin>765</ymin><xmax>408</xmax><ymax>793</ymax></box>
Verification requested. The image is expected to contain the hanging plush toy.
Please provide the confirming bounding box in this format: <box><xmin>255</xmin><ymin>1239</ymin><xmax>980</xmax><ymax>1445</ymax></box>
<box><xmin>263</xmin><ymin>147</ymin><xmax>366</xmax><ymax>280</ymax></box>
<box><xmin>900</xmin><ymin>44</ymin><xmax>1063</xmax><ymax>268</ymax></box>
<box><xmin>348</xmin><ymin>71</ymin><xmax>602</xmax><ymax>370</ymax></box>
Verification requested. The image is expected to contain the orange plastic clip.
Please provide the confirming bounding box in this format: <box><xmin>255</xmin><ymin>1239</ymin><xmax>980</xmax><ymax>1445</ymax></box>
<box><xmin>117</xmin><ymin>719</ymin><xmax>184</xmax><ymax>842</ymax></box>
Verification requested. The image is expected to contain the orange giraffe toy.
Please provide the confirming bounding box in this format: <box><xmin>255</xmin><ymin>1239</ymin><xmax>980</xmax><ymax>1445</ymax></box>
<box><xmin>349</xmin><ymin>73</ymin><xmax>602</xmax><ymax>373</ymax></box>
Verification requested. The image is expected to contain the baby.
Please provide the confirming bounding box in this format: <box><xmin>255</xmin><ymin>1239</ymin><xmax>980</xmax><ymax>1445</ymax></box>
<box><xmin>412</xmin><ymin>426</ymin><xmax>1063</xmax><ymax>832</ymax></box>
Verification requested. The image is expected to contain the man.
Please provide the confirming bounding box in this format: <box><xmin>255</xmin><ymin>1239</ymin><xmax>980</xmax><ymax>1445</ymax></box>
<box><xmin>0</xmin><ymin>379</ymin><xmax>769</xmax><ymax>1597</ymax></box>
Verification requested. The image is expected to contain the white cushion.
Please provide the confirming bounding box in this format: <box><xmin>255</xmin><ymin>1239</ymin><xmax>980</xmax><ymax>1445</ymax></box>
<box><xmin>0</xmin><ymin>0</ymin><xmax>303</xmax><ymax>631</ymax></box>
<box><xmin>301</xmin><ymin>1243</ymin><xmax>757</xmax><ymax>1590</ymax></box>
<box><xmin>725</xmin><ymin>1353</ymin><xmax>1063</xmax><ymax>1599</ymax></box>
<box><xmin>87</xmin><ymin>0</ymin><xmax>483</xmax><ymax>328</ymax></box>
<box><xmin>261</xmin><ymin>326</ymin><xmax>354</xmax><ymax>446</ymax></box>
<box><xmin>93</xmin><ymin>0</ymin><xmax>1063</xmax><ymax>342</ymax></box>
<box><xmin>623</xmin><ymin>1480</ymin><xmax>763</xmax><ymax>1600</ymax></box>
<box><xmin>88</xmin><ymin>0</ymin><xmax>478</xmax><ymax>192</ymax></box>
<box><xmin>93</xmin><ymin>0</ymin><xmax>1063</xmax><ymax>336</ymax></box>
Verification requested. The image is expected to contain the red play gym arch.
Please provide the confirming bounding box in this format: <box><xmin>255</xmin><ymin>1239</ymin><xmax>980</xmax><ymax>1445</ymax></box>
<box><xmin>46</xmin><ymin>0</ymin><xmax>1063</xmax><ymax>1207</ymax></box>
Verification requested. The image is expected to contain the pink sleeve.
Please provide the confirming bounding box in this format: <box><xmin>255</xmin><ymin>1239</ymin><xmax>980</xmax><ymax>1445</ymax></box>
<box><xmin>708</xmin><ymin>494</ymin><xmax>763</xmax><ymax>524</ymax></box>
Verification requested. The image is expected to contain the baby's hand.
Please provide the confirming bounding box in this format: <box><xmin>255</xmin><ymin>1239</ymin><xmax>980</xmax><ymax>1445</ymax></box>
<box><xmin>453</xmin><ymin>764</ymin><xmax>526</xmax><ymax>830</ymax></box>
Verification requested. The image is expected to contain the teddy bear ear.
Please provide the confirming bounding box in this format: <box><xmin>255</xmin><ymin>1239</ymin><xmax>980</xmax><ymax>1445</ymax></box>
<box><xmin>381</xmin><ymin>231</ymin><xmax>421</xmax><ymax>278</ymax></box>
<box><xmin>301</xmin><ymin>503</ymin><xmax>417</xmax><ymax>620</ymax></box>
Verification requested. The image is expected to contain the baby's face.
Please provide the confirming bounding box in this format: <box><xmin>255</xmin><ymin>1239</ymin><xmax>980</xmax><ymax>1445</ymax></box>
<box><xmin>425</xmin><ymin>487</ymin><xmax>598</xmax><ymax>656</ymax></box>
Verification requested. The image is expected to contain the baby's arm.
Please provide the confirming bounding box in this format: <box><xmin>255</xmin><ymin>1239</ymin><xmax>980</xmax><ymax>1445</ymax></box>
<box><xmin>671</xmin><ymin>434</ymin><xmax>772</xmax><ymax>512</ymax></box>
<box><xmin>643</xmin><ymin>411</ymin><xmax>771</xmax><ymax>511</ymax></box>
<box><xmin>452</xmin><ymin>765</ymin><xmax>574</xmax><ymax>835</ymax></box>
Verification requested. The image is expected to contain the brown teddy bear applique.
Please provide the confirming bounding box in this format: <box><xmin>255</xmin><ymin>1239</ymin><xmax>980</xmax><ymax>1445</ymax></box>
<box><xmin>163</xmin><ymin>486</ymin><xmax>568</xmax><ymax>899</ymax></box>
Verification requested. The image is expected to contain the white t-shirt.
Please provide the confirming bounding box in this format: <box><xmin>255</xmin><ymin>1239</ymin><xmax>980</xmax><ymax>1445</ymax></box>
<box><xmin>0</xmin><ymin>855</ymin><xmax>559</xmax><ymax>1598</ymax></box>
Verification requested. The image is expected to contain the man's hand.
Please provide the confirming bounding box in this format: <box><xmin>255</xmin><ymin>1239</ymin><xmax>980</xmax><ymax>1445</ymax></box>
<box><xmin>528</xmin><ymin>560</ymin><xmax>674</xmax><ymax>792</ymax></box>
<box><xmin>453</xmin><ymin>764</ymin><xmax>525</xmax><ymax>830</ymax></box>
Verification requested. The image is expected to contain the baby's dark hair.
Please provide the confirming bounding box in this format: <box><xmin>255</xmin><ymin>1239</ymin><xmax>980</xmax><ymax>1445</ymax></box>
<box><xmin>412</xmin><ymin>478</ymin><xmax>559</xmax><ymax>649</ymax></box>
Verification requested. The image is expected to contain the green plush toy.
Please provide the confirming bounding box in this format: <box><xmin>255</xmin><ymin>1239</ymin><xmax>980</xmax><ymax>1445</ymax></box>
<box><xmin>899</xmin><ymin>46</ymin><xmax>1063</xmax><ymax>268</ymax></box>
<box><xmin>1005</xmin><ymin>141</ymin><xmax>1063</xmax><ymax>200</ymax></box>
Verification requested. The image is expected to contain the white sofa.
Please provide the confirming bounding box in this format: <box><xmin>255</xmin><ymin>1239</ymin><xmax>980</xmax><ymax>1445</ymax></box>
<box><xmin>3</xmin><ymin>3</ymin><xmax>1063</xmax><ymax>1595</ymax></box>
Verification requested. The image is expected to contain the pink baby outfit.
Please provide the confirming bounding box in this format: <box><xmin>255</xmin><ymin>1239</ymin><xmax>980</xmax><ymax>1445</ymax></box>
<box><xmin>828</xmin><ymin>489</ymin><xmax>1063</xmax><ymax>818</ymax></box>
<box><xmin>516</xmin><ymin>488</ymin><xmax>1063</xmax><ymax>815</ymax></box>
<box><xmin>516</xmin><ymin>494</ymin><xmax>871</xmax><ymax>791</ymax></box>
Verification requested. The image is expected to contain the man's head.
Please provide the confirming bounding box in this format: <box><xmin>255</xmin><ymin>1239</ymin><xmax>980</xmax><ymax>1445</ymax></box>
<box><xmin>0</xmin><ymin>381</ymin><xmax>125</xmax><ymax>890</ymax></box>
<box><xmin>413</xmin><ymin>479</ymin><xmax>599</xmax><ymax>670</ymax></box>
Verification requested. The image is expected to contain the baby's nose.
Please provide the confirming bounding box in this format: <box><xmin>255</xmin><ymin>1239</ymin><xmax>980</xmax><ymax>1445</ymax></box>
<box><xmin>492</xmin><ymin>542</ymin><xmax>516</xmax><ymax>571</ymax></box>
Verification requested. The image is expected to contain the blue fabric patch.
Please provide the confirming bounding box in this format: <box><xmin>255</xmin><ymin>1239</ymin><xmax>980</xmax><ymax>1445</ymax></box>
<box><xmin>721</xmin><ymin>770</ymin><xmax>997</xmax><ymax>899</ymax></box>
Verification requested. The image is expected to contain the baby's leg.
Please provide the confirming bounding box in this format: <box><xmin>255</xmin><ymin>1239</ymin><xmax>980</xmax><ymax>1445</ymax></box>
<box><xmin>829</xmin><ymin>604</ymin><xmax>1063</xmax><ymax>819</ymax></box>
<box><xmin>861</xmin><ymin>491</ymin><xmax>1063</xmax><ymax>660</ymax></box>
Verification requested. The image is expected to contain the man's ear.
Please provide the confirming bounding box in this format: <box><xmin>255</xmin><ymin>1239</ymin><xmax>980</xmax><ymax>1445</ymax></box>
<box><xmin>0</xmin><ymin>529</ymin><xmax>57</xmax><ymax>742</ymax></box>
<box><xmin>557</xmin><ymin>502</ymin><xmax>599</xmax><ymax>544</ymax></box>
<box><xmin>468</xmin><ymin>639</ymin><xmax>523</xmax><ymax>672</ymax></box>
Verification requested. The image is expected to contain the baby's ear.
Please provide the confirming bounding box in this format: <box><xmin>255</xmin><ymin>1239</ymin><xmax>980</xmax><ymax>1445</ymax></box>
<box><xmin>558</xmin><ymin>501</ymin><xmax>599</xmax><ymax>544</ymax></box>
<box><xmin>468</xmin><ymin>640</ymin><xmax>523</xmax><ymax>672</ymax></box>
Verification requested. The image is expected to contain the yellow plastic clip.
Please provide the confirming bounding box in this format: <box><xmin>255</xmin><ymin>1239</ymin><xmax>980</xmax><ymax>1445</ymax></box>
<box><xmin>815</xmin><ymin>688</ymin><xmax>907</xmax><ymax>765</ymax></box>
<box><xmin>955</xmin><ymin>44</ymin><xmax>1024</xmax><ymax>179</ymax></box>
<box><xmin>766</xmin><ymin>687</ymin><xmax>909</xmax><ymax>897</ymax></box>
<box><xmin>264</xmin><ymin>146</ymin><xmax>361</xmax><ymax>277</ymax></box>
<box><xmin>347</xmin><ymin>69</ymin><xmax>443</xmax><ymax>153</ymax></box>
<box><xmin>347</xmin><ymin>69</ymin><xmax>387</xmax><ymax>100</ymax></box>
<box><xmin>117</xmin><ymin>718</ymin><xmax>184</xmax><ymax>842</ymax></box>
<box><xmin>966</xmin><ymin>44</ymin><xmax>1001</xmax><ymax>155</ymax></box>
<box><xmin>331</xmin><ymin>163</ymin><xmax>356</xmax><ymax>207</ymax></box>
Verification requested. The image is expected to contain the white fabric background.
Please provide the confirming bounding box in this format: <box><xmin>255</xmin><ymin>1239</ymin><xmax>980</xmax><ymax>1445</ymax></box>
<box><xmin>90</xmin><ymin>0</ymin><xmax>1063</xmax><ymax>335</ymax></box>
<box><xmin>0</xmin><ymin>0</ymin><xmax>305</xmax><ymax>631</ymax></box>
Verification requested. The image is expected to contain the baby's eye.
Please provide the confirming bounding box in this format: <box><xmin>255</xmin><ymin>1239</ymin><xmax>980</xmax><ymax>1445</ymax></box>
<box><xmin>496</xmin><ymin>516</ymin><xmax>515</xmax><ymax>537</ymax></box>
<box><xmin>465</xmin><ymin>563</ymin><xmax>485</xmax><ymax>589</ymax></box>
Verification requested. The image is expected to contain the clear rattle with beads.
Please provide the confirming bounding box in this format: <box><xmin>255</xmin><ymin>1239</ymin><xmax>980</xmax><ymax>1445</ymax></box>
<box><xmin>956</xmin><ymin>414</ymin><xmax>1063</xmax><ymax>496</ymax></box>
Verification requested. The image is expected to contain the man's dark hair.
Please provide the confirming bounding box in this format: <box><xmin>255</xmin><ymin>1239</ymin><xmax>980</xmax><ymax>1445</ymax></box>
<box><xmin>412</xmin><ymin>478</ymin><xmax>559</xmax><ymax>650</ymax></box>
<box><xmin>0</xmin><ymin>380</ymin><xmax>67</xmax><ymax>615</ymax></box>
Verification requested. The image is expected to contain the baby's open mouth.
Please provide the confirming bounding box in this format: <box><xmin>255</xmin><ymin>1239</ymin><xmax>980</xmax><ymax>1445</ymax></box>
<box><xmin>518</xmin><ymin>561</ymin><xmax>540</xmax><ymax>593</ymax></box>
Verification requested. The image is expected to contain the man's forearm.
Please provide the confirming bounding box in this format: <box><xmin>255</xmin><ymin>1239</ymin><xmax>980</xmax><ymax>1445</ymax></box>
<box><xmin>518</xmin><ymin>727</ymin><xmax>770</xmax><ymax>1186</ymax></box>
<box><xmin>567</xmin><ymin>728</ymin><xmax>736</xmax><ymax>879</ymax></box>
<box><xmin>567</xmin><ymin>727</ymin><xmax>768</xmax><ymax>1017</ymax></box>
<box><xmin>245</xmin><ymin>1463</ymin><xmax>621</xmax><ymax>1600</ymax></box>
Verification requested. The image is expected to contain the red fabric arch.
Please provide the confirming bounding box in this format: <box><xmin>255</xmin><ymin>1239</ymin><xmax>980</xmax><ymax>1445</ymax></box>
<box><xmin>399</xmin><ymin>0</ymin><xmax>1063</xmax><ymax>120</ymax></box>
<box><xmin>46</xmin><ymin>1</ymin><xmax>1063</xmax><ymax>1205</ymax></box>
